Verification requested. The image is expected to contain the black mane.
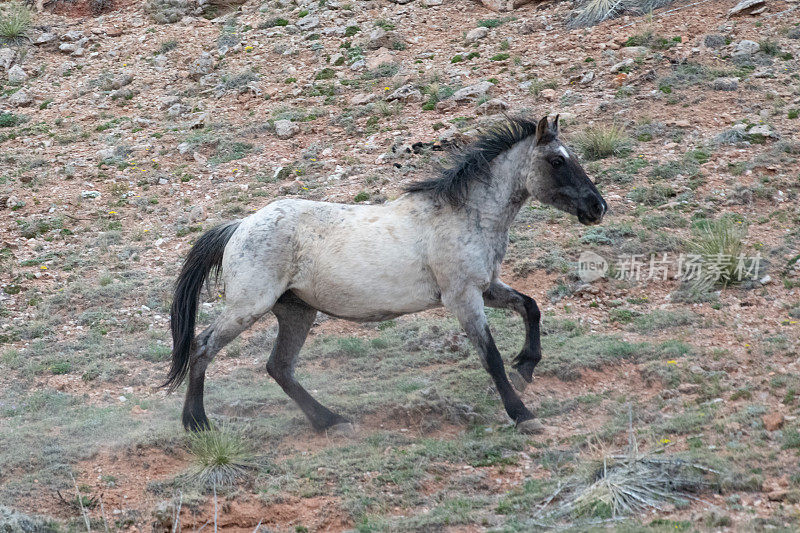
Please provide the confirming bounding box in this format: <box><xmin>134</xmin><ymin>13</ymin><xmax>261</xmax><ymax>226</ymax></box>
<box><xmin>405</xmin><ymin>117</ymin><xmax>539</xmax><ymax>207</ymax></box>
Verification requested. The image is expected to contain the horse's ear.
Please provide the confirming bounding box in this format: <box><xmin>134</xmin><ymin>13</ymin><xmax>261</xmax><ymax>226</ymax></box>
<box><xmin>535</xmin><ymin>115</ymin><xmax>550</xmax><ymax>145</ymax></box>
<box><xmin>552</xmin><ymin>114</ymin><xmax>560</xmax><ymax>136</ymax></box>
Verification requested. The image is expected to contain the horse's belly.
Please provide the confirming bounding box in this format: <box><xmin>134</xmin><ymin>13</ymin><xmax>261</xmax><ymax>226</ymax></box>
<box><xmin>291</xmin><ymin>267</ymin><xmax>440</xmax><ymax>321</ymax></box>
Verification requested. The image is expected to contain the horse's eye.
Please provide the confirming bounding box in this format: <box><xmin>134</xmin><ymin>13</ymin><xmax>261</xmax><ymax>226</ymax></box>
<box><xmin>551</xmin><ymin>156</ymin><xmax>564</xmax><ymax>167</ymax></box>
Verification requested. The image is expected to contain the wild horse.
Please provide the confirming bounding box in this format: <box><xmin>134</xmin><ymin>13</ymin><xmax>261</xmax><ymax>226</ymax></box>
<box><xmin>164</xmin><ymin>115</ymin><xmax>607</xmax><ymax>435</ymax></box>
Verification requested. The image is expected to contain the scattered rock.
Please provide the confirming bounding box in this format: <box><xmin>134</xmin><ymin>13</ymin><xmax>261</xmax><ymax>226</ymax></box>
<box><xmin>465</xmin><ymin>26</ymin><xmax>489</xmax><ymax>42</ymax></box>
<box><xmin>34</xmin><ymin>32</ymin><xmax>57</xmax><ymax>45</ymax></box>
<box><xmin>762</xmin><ymin>411</ymin><xmax>784</xmax><ymax>431</ymax></box>
<box><xmin>350</xmin><ymin>93</ymin><xmax>377</xmax><ymax>105</ymax></box>
<box><xmin>451</xmin><ymin>80</ymin><xmax>494</xmax><ymax>102</ymax></box>
<box><xmin>0</xmin><ymin>48</ymin><xmax>15</xmax><ymax>70</ymax></box>
<box><xmin>6</xmin><ymin>64</ymin><xmax>26</xmax><ymax>84</ymax></box>
<box><xmin>365</xmin><ymin>48</ymin><xmax>396</xmax><ymax>70</ymax></box>
<box><xmin>479</xmin><ymin>0</ymin><xmax>535</xmax><ymax>11</ymax></box>
<box><xmin>747</xmin><ymin>124</ymin><xmax>776</xmax><ymax>138</ymax></box>
<box><xmin>367</xmin><ymin>28</ymin><xmax>406</xmax><ymax>50</ymax></box>
<box><xmin>112</xmin><ymin>73</ymin><xmax>134</xmax><ymax>89</ymax></box>
<box><xmin>81</xmin><ymin>190</ymin><xmax>102</xmax><ymax>199</ymax></box>
<box><xmin>619</xmin><ymin>46</ymin><xmax>648</xmax><ymax>58</ymax></box>
<box><xmin>9</xmin><ymin>90</ymin><xmax>32</xmax><ymax>107</ymax></box>
<box><xmin>62</xmin><ymin>30</ymin><xmax>85</xmax><ymax>42</ymax></box>
<box><xmin>610</xmin><ymin>58</ymin><xmax>634</xmax><ymax>73</ymax></box>
<box><xmin>677</xmin><ymin>383</ymin><xmax>701</xmax><ymax>394</ymax></box>
<box><xmin>788</xmin><ymin>27</ymin><xmax>800</xmax><ymax>39</ymax></box>
<box><xmin>274</xmin><ymin>119</ymin><xmax>299</xmax><ymax>139</ymax></box>
<box><xmin>386</xmin><ymin>84</ymin><xmax>422</xmax><ymax>102</ymax></box>
<box><xmin>712</xmin><ymin>77</ymin><xmax>738</xmax><ymax>91</ymax></box>
<box><xmin>477</xmin><ymin>98</ymin><xmax>509</xmax><ymax>114</ymax></box>
<box><xmin>296</xmin><ymin>15</ymin><xmax>319</xmax><ymax>31</ymax></box>
<box><xmin>732</xmin><ymin>40</ymin><xmax>760</xmax><ymax>57</ymax></box>
<box><xmin>539</xmin><ymin>88</ymin><xmax>557</xmax><ymax>101</ymax></box>
<box><xmin>703</xmin><ymin>34</ymin><xmax>727</xmax><ymax>48</ymax></box>
<box><xmin>188</xmin><ymin>52</ymin><xmax>214</xmax><ymax>80</ymax></box>
<box><xmin>728</xmin><ymin>0</ymin><xmax>767</xmax><ymax>17</ymax></box>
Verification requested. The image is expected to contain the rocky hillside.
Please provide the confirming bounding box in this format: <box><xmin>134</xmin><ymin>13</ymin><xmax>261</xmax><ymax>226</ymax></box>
<box><xmin>1</xmin><ymin>0</ymin><xmax>800</xmax><ymax>530</ymax></box>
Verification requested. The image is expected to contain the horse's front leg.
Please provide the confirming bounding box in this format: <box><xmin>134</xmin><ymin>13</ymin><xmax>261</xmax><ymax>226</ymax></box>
<box><xmin>444</xmin><ymin>287</ymin><xmax>543</xmax><ymax>435</ymax></box>
<box><xmin>483</xmin><ymin>280</ymin><xmax>541</xmax><ymax>392</ymax></box>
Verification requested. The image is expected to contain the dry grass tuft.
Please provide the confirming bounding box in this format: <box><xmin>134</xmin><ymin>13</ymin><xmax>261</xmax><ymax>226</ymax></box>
<box><xmin>573</xmin><ymin>124</ymin><xmax>631</xmax><ymax>160</ymax></box>
<box><xmin>531</xmin><ymin>410</ymin><xmax>717</xmax><ymax>527</ymax></box>
<box><xmin>184</xmin><ymin>425</ymin><xmax>256</xmax><ymax>488</ymax></box>
<box><xmin>688</xmin><ymin>218</ymin><xmax>749</xmax><ymax>290</ymax></box>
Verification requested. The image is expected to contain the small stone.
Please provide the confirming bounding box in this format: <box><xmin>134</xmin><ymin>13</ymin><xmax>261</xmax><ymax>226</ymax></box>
<box><xmin>296</xmin><ymin>15</ymin><xmax>319</xmax><ymax>31</ymax></box>
<box><xmin>704</xmin><ymin>34</ymin><xmax>727</xmax><ymax>49</ymax></box>
<box><xmin>425</xmin><ymin>0</ymin><xmax>443</xmax><ymax>5</ymax></box>
<box><xmin>465</xmin><ymin>26</ymin><xmax>489</xmax><ymax>42</ymax></box>
<box><xmin>619</xmin><ymin>46</ymin><xmax>648</xmax><ymax>58</ymax></box>
<box><xmin>365</xmin><ymin>48</ymin><xmax>396</xmax><ymax>70</ymax></box>
<box><xmin>767</xmin><ymin>490</ymin><xmax>787</xmax><ymax>501</ymax></box>
<box><xmin>762</xmin><ymin>412</ymin><xmax>784</xmax><ymax>431</ymax></box>
<box><xmin>34</xmin><ymin>32</ymin><xmax>57</xmax><ymax>45</ymax></box>
<box><xmin>712</xmin><ymin>77</ymin><xmax>738</xmax><ymax>91</ymax></box>
<box><xmin>350</xmin><ymin>93</ymin><xmax>377</xmax><ymax>105</ymax></box>
<box><xmin>539</xmin><ymin>88</ymin><xmax>557</xmax><ymax>101</ymax></box>
<box><xmin>61</xmin><ymin>30</ymin><xmax>84</xmax><ymax>42</ymax></box>
<box><xmin>759</xmin><ymin>274</ymin><xmax>772</xmax><ymax>284</ymax></box>
<box><xmin>610</xmin><ymin>58</ymin><xmax>634</xmax><ymax>73</ymax></box>
<box><xmin>81</xmin><ymin>190</ymin><xmax>102</xmax><ymax>199</ymax></box>
<box><xmin>188</xmin><ymin>205</ymin><xmax>207</xmax><ymax>223</ymax></box>
<box><xmin>9</xmin><ymin>90</ymin><xmax>32</xmax><ymax>107</ymax></box>
<box><xmin>6</xmin><ymin>64</ymin><xmax>26</xmax><ymax>84</ymax></box>
<box><xmin>477</xmin><ymin>98</ymin><xmax>509</xmax><ymax>114</ymax></box>
<box><xmin>479</xmin><ymin>0</ymin><xmax>534</xmax><ymax>11</ymax></box>
<box><xmin>732</xmin><ymin>39</ymin><xmax>760</xmax><ymax>56</ymax></box>
<box><xmin>97</xmin><ymin>148</ymin><xmax>115</xmax><ymax>160</ymax></box>
<box><xmin>367</xmin><ymin>28</ymin><xmax>405</xmax><ymax>50</ymax></box>
<box><xmin>451</xmin><ymin>80</ymin><xmax>494</xmax><ymax>102</ymax></box>
<box><xmin>728</xmin><ymin>0</ymin><xmax>766</xmax><ymax>17</ymax></box>
<box><xmin>0</xmin><ymin>48</ymin><xmax>15</xmax><ymax>70</ymax></box>
<box><xmin>111</xmin><ymin>73</ymin><xmax>134</xmax><ymax>89</ymax></box>
<box><xmin>386</xmin><ymin>84</ymin><xmax>422</xmax><ymax>103</ymax></box>
<box><xmin>747</xmin><ymin>124</ymin><xmax>774</xmax><ymax>138</ymax></box>
<box><xmin>677</xmin><ymin>383</ymin><xmax>701</xmax><ymax>394</ymax></box>
<box><xmin>188</xmin><ymin>52</ymin><xmax>214</xmax><ymax>80</ymax></box>
<box><xmin>274</xmin><ymin>119</ymin><xmax>299</xmax><ymax>139</ymax></box>
<box><xmin>789</xmin><ymin>27</ymin><xmax>800</xmax><ymax>40</ymax></box>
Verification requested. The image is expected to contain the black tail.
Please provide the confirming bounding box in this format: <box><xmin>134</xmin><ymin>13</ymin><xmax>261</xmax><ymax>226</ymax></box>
<box><xmin>163</xmin><ymin>221</ymin><xmax>241</xmax><ymax>392</ymax></box>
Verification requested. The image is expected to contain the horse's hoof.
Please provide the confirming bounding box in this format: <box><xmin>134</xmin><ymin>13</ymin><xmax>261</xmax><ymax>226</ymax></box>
<box><xmin>509</xmin><ymin>369</ymin><xmax>531</xmax><ymax>393</ymax></box>
<box><xmin>326</xmin><ymin>422</ymin><xmax>356</xmax><ymax>437</ymax></box>
<box><xmin>516</xmin><ymin>419</ymin><xmax>544</xmax><ymax>435</ymax></box>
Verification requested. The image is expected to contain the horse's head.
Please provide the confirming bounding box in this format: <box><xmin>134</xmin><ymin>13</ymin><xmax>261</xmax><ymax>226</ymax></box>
<box><xmin>524</xmin><ymin>116</ymin><xmax>607</xmax><ymax>226</ymax></box>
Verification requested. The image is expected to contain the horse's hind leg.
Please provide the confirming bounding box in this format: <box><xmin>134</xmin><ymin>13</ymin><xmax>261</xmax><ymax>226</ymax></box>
<box><xmin>483</xmin><ymin>280</ymin><xmax>541</xmax><ymax>392</ymax></box>
<box><xmin>183</xmin><ymin>305</ymin><xmax>268</xmax><ymax>431</ymax></box>
<box><xmin>267</xmin><ymin>292</ymin><xmax>352</xmax><ymax>433</ymax></box>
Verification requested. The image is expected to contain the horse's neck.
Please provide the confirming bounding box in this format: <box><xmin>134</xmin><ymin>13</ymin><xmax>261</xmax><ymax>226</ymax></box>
<box><xmin>464</xmin><ymin>146</ymin><xmax>530</xmax><ymax>235</ymax></box>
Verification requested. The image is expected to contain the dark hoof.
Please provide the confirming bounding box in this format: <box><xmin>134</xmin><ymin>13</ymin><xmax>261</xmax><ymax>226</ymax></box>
<box><xmin>509</xmin><ymin>369</ymin><xmax>532</xmax><ymax>393</ymax></box>
<box><xmin>326</xmin><ymin>422</ymin><xmax>356</xmax><ymax>437</ymax></box>
<box><xmin>516</xmin><ymin>419</ymin><xmax>544</xmax><ymax>435</ymax></box>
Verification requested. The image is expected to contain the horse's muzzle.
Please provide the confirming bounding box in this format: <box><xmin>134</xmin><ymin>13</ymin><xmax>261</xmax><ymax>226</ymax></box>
<box><xmin>577</xmin><ymin>195</ymin><xmax>607</xmax><ymax>226</ymax></box>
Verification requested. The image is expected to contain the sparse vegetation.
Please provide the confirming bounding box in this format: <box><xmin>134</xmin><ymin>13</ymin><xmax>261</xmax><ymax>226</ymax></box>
<box><xmin>574</xmin><ymin>124</ymin><xmax>632</xmax><ymax>160</ymax></box>
<box><xmin>185</xmin><ymin>425</ymin><xmax>256</xmax><ymax>487</ymax></box>
<box><xmin>0</xmin><ymin>2</ymin><xmax>31</xmax><ymax>42</ymax></box>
